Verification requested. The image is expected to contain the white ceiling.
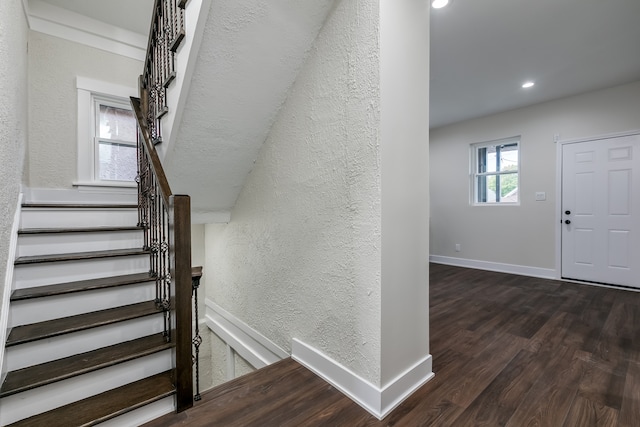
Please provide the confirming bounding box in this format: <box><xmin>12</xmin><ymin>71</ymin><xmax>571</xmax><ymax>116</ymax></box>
<box><xmin>430</xmin><ymin>0</ymin><xmax>640</xmax><ymax>128</ymax></box>
<box><xmin>39</xmin><ymin>0</ymin><xmax>640</xmax><ymax>129</ymax></box>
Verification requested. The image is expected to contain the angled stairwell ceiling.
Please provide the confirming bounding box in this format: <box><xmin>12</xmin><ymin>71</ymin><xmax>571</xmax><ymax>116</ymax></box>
<box><xmin>162</xmin><ymin>0</ymin><xmax>337</xmax><ymax>220</ymax></box>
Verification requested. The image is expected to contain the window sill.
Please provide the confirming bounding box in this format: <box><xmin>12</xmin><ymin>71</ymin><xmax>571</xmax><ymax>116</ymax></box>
<box><xmin>471</xmin><ymin>202</ymin><xmax>521</xmax><ymax>207</ymax></box>
<box><xmin>73</xmin><ymin>181</ymin><xmax>137</xmax><ymax>193</ymax></box>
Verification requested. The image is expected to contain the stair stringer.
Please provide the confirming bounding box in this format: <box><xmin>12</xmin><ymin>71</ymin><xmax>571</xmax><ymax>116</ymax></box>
<box><xmin>0</xmin><ymin>193</ymin><xmax>22</xmax><ymax>385</ymax></box>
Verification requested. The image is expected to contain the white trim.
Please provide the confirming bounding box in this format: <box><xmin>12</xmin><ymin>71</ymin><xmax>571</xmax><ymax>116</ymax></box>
<box><xmin>23</xmin><ymin>187</ymin><xmax>137</xmax><ymax>205</ymax></box>
<box><xmin>429</xmin><ymin>255</ymin><xmax>556</xmax><ymax>280</ymax></box>
<box><xmin>556</xmin><ymin>129</ymin><xmax>640</xmax><ymax>146</ymax></box>
<box><xmin>76</xmin><ymin>77</ymin><xmax>137</xmax><ymax>99</ymax></box>
<box><xmin>291</xmin><ymin>339</ymin><xmax>433</xmax><ymax>420</ymax></box>
<box><xmin>73</xmin><ymin>182</ymin><xmax>137</xmax><ymax>190</ymax></box>
<box><xmin>555</xmin><ymin>129</ymin><xmax>640</xmax><ymax>281</ymax></box>
<box><xmin>0</xmin><ymin>194</ymin><xmax>23</xmax><ymax>381</ymax></box>
<box><xmin>225</xmin><ymin>345</ymin><xmax>235</xmax><ymax>381</ymax></box>
<box><xmin>555</xmin><ymin>136</ymin><xmax>563</xmax><ymax>280</ymax></box>
<box><xmin>26</xmin><ymin>0</ymin><xmax>146</xmax><ymax>61</ymax></box>
<box><xmin>204</xmin><ymin>299</ymin><xmax>288</xmax><ymax>370</ymax></box>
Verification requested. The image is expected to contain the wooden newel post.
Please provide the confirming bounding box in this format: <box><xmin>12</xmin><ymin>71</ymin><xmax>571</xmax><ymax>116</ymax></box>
<box><xmin>170</xmin><ymin>194</ymin><xmax>193</xmax><ymax>412</ymax></box>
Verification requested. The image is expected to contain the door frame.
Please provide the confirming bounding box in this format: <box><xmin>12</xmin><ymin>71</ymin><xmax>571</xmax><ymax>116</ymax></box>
<box><xmin>554</xmin><ymin>129</ymin><xmax>640</xmax><ymax>281</ymax></box>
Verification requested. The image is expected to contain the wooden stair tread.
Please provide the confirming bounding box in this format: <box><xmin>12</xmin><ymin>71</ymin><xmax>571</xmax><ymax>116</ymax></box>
<box><xmin>11</xmin><ymin>273</ymin><xmax>155</xmax><ymax>301</ymax></box>
<box><xmin>21</xmin><ymin>203</ymin><xmax>137</xmax><ymax>209</ymax></box>
<box><xmin>0</xmin><ymin>334</ymin><xmax>172</xmax><ymax>397</ymax></box>
<box><xmin>6</xmin><ymin>301</ymin><xmax>162</xmax><ymax>346</ymax></box>
<box><xmin>18</xmin><ymin>226</ymin><xmax>144</xmax><ymax>235</ymax></box>
<box><xmin>7</xmin><ymin>371</ymin><xmax>175</xmax><ymax>427</ymax></box>
<box><xmin>14</xmin><ymin>248</ymin><xmax>150</xmax><ymax>265</ymax></box>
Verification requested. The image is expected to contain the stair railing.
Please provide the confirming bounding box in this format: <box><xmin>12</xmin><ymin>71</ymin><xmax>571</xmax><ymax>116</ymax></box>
<box><xmin>131</xmin><ymin>96</ymin><xmax>193</xmax><ymax>412</ymax></box>
<box><xmin>140</xmin><ymin>0</ymin><xmax>186</xmax><ymax>144</ymax></box>
<box><xmin>134</xmin><ymin>0</ymin><xmax>199</xmax><ymax>412</ymax></box>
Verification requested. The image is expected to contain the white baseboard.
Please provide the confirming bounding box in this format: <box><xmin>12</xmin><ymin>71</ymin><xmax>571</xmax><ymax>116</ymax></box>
<box><xmin>291</xmin><ymin>338</ymin><xmax>433</xmax><ymax>420</ymax></box>
<box><xmin>0</xmin><ymin>194</ymin><xmax>22</xmax><ymax>380</ymax></box>
<box><xmin>204</xmin><ymin>299</ymin><xmax>288</xmax><ymax>370</ymax></box>
<box><xmin>429</xmin><ymin>255</ymin><xmax>556</xmax><ymax>280</ymax></box>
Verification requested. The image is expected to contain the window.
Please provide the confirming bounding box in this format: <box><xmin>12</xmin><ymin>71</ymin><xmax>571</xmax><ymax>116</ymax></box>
<box><xmin>94</xmin><ymin>97</ymin><xmax>137</xmax><ymax>182</ymax></box>
<box><xmin>471</xmin><ymin>138</ymin><xmax>520</xmax><ymax>204</ymax></box>
<box><xmin>76</xmin><ymin>77</ymin><xmax>138</xmax><ymax>188</ymax></box>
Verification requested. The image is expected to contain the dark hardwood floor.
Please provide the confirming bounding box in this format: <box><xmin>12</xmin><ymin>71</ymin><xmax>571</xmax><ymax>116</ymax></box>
<box><xmin>145</xmin><ymin>263</ymin><xmax>640</xmax><ymax>426</ymax></box>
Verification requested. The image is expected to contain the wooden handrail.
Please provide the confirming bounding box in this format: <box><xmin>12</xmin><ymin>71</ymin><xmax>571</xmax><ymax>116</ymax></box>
<box><xmin>131</xmin><ymin>95</ymin><xmax>193</xmax><ymax>413</ymax></box>
<box><xmin>131</xmin><ymin>97</ymin><xmax>172</xmax><ymax>207</ymax></box>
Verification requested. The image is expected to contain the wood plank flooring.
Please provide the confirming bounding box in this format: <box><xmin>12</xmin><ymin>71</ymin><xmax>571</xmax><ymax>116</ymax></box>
<box><xmin>145</xmin><ymin>263</ymin><xmax>640</xmax><ymax>426</ymax></box>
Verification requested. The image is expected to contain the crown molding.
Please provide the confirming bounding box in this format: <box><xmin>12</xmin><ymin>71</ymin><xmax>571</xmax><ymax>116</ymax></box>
<box><xmin>24</xmin><ymin>0</ymin><xmax>146</xmax><ymax>61</ymax></box>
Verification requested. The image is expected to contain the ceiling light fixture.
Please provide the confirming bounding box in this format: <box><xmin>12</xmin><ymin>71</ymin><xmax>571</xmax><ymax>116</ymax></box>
<box><xmin>432</xmin><ymin>0</ymin><xmax>450</xmax><ymax>9</ymax></box>
<box><xmin>522</xmin><ymin>81</ymin><xmax>535</xmax><ymax>89</ymax></box>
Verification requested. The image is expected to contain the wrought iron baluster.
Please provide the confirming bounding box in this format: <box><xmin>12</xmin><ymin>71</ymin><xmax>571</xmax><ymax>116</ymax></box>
<box><xmin>136</xmin><ymin>0</ymin><xmax>194</xmax><ymax>410</ymax></box>
<box><xmin>192</xmin><ymin>271</ymin><xmax>202</xmax><ymax>401</ymax></box>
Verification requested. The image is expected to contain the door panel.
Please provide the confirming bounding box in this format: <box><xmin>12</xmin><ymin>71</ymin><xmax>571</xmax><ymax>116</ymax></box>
<box><xmin>561</xmin><ymin>134</ymin><xmax>640</xmax><ymax>288</ymax></box>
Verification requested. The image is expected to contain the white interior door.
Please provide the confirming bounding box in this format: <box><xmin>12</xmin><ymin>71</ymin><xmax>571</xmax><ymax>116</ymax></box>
<box><xmin>561</xmin><ymin>133</ymin><xmax>640</xmax><ymax>288</ymax></box>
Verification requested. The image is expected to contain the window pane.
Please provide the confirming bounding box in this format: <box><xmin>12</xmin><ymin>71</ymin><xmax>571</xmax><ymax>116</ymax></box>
<box><xmin>476</xmin><ymin>173</ymin><xmax>518</xmax><ymax>203</ymax></box>
<box><xmin>99</xmin><ymin>141</ymin><xmax>137</xmax><ymax>181</ymax></box>
<box><xmin>498</xmin><ymin>173</ymin><xmax>518</xmax><ymax>201</ymax></box>
<box><xmin>485</xmin><ymin>146</ymin><xmax>497</xmax><ymax>173</ymax></box>
<box><xmin>498</xmin><ymin>143</ymin><xmax>518</xmax><ymax>172</ymax></box>
<box><xmin>479</xmin><ymin>144</ymin><xmax>518</xmax><ymax>173</ymax></box>
<box><xmin>99</xmin><ymin>105</ymin><xmax>137</xmax><ymax>142</ymax></box>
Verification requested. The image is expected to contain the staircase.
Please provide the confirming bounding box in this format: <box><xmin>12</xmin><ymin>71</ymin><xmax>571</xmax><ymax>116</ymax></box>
<box><xmin>0</xmin><ymin>202</ymin><xmax>178</xmax><ymax>426</ymax></box>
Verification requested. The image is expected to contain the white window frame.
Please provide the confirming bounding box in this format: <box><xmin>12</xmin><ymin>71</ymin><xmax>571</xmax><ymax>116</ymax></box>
<box><xmin>75</xmin><ymin>77</ymin><xmax>138</xmax><ymax>188</ymax></box>
<box><xmin>470</xmin><ymin>137</ymin><xmax>520</xmax><ymax>205</ymax></box>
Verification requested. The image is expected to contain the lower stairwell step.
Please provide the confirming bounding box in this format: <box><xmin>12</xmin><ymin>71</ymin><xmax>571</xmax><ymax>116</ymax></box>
<box><xmin>6</xmin><ymin>371</ymin><xmax>175</xmax><ymax>427</ymax></box>
<box><xmin>0</xmin><ymin>334</ymin><xmax>173</xmax><ymax>398</ymax></box>
<box><xmin>6</xmin><ymin>301</ymin><xmax>163</xmax><ymax>346</ymax></box>
<box><xmin>14</xmin><ymin>248</ymin><xmax>150</xmax><ymax>265</ymax></box>
<box><xmin>11</xmin><ymin>272</ymin><xmax>155</xmax><ymax>301</ymax></box>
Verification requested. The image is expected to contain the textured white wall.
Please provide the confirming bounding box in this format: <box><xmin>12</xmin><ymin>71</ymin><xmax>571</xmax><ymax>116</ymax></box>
<box><xmin>430</xmin><ymin>80</ymin><xmax>640</xmax><ymax>270</ymax></box>
<box><xmin>204</xmin><ymin>0</ymin><xmax>382</xmax><ymax>385</ymax></box>
<box><xmin>0</xmin><ymin>0</ymin><xmax>29</xmax><ymax>329</ymax></box>
<box><xmin>26</xmin><ymin>31</ymin><xmax>142</xmax><ymax>188</ymax></box>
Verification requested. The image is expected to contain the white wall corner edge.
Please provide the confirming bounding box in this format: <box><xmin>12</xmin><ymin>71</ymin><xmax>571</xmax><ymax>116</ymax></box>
<box><xmin>291</xmin><ymin>338</ymin><xmax>434</xmax><ymax>420</ymax></box>
<box><xmin>0</xmin><ymin>194</ymin><xmax>23</xmax><ymax>379</ymax></box>
<box><xmin>429</xmin><ymin>255</ymin><xmax>556</xmax><ymax>280</ymax></box>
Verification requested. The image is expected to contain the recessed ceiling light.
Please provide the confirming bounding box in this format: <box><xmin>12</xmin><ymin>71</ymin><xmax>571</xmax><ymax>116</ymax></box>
<box><xmin>522</xmin><ymin>81</ymin><xmax>535</xmax><ymax>89</ymax></box>
<box><xmin>432</xmin><ymin>0</ymin><xmax>450</xmax><ymax>9</ymax></box>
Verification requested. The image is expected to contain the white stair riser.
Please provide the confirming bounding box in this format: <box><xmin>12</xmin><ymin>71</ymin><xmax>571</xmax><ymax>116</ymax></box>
<box><xmin>0</xmin><ymin>351</ymin><xmax>172</xmax><ymax>426</ymax></box>
<box><xmin>17</xmin><ymin>231</ymin><xmax>144</xmax><ymax>257</ymax></box>
<box><xmin>20</xmin><ymin>208</ymin><xmax>138</xmax><ymax>229</ymax></box>
<box><xmin>13</xmin><ymin>255</ymin><xmax>149</xmax><ymax>288</ymax></box>
<box><xmin>9</xmin><ymin>282</ymin><xmax>156</xmax><ymax>327</ymax></box>
<box><xmin>5</xmin><ymin>315</ymin><xmax>164</xmax><ymax>371</ymax></box>
<box><xmin>99</xmin><ymin>396</ymin><xmax>175</xmax><ymax>427</ymax></box>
